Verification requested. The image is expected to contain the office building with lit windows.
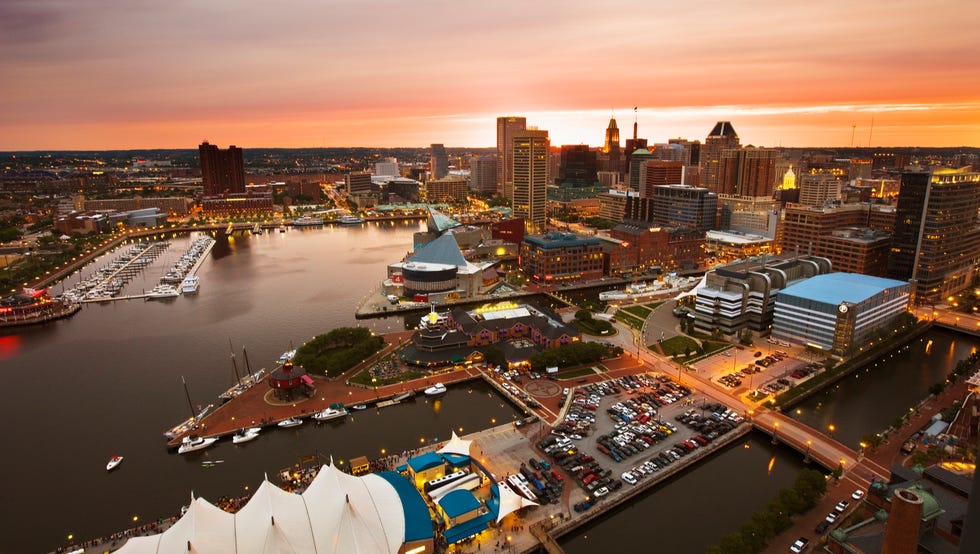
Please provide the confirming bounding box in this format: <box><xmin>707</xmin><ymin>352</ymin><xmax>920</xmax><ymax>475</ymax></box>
<box><xmin>511</xmin><ymin>129</ymin><xmax>549</xmax><ymax>233</ymax></box>
<box><xmin>888</xmin><ymin>168</ymin><xmax>980</xmax><ymax>304</ymax></box>
<box><xmin>520</xmin><ymin>232</ymin><xmax>604</xmax><ymax>283</ymax></box>
<box><xmin>496</xmin><ymin>116</ymin><xmax>526</xmax><ymax>197</ymax></box>
<box><xmin>772</xmin><ymin>273</ymin><xmax>910</xmax><ymax>356</ymax></box>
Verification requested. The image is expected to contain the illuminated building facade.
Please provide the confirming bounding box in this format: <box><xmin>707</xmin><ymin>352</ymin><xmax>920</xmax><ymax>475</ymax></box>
<box><xmin>520</xmin><ymin>232</ymin><xmax>604</xmax><ymax>283</ymax></box>
<box><xmin>511</xmin><ymin>129</ymin><xmax>549</xmax><ymax>233</ymax></box>
<box><xmin>888</xmin><ymin>168</ymin><xmax>980</xmax><ymax>303</ymax></box>
<box><xmin>700</xmin><ymin>121</ymin><xmax>740</xmax><ymax>193</ymax></box>
<box><xmin>496</xmin><ymin>116</ymin><xmax>526</xmax><ymax>198</ymax></box>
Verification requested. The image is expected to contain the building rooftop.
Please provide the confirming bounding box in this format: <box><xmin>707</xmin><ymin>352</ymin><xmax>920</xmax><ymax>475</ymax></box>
<box><xmin>779</xmin><ymin>272</ymin><xmax>909</xmax><ymax>306</ymax></box>
<box><xmin>439</xmin><ymin>489</ymin><xmax>482</xmax><ymax>518</ymax></box>
<box><xmin>523</xmin><ymin>232</ymin><xmax>601</xmax><ymax>249</ymax></box>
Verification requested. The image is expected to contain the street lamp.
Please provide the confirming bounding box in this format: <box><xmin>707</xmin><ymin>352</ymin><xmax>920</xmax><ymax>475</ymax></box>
<box><xmin>491</xmin><ymin>418</ymin><xmax>496</xmax><ymax>430</ymax></box>
<box><xmin>828</xmin><ymin>424</ymin><xmax>836</xmax><ymax>440</ymax></box>
<box><xmin>804</xmin><ymin>439</ymin><xmax>812</xmax><ymax>463</ymax></box>
<box><xmin>772</xmin><ymin>421</ymin><xmax>779</xmax><ymax>445</ymax></box>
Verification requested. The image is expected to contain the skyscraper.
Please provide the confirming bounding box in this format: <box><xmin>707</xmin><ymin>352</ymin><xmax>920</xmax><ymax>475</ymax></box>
<box><xmin>718</xmin><ymin>146</ymin><xmax>778</xmax><ymax>197</ymax></box>
<box><xmin>468</xmin><ymin>155</ymin><xmax>496</xmax><ymax>194</ymax></box>
<box><xmin>511</xmin><ymin>129</ymin><xmax>550</xmax><ymax>233</ymax></box>
<box><xmin>199</xmin><ymin>141</ymin><xmax>245</xmax><ymax>196</ymax></box>
<box><xmin>429</xmin><ymin>144</ymin><xmax>449</xmax><ymax>180</ymax></box>
<box><xmin>496</xmin><ymin>116</ymin><xmax>527</xmax><ymax>198</ymax></box>
<box><xmin>558</xmin><ymin>145</ymin><xmax>597</xmax><ymax>186</ymax></box>
<box><xmin>888</xmin><ymin>168</ymin><xmax>980</xmax><ymax>303</ymax></box>
<box><xmin>700</xmin><ymin>121</ymin><xmax>740</xmax><ymax>193</ymax></box>
<box><xmin>641</xmin><ymin>161</ymin><xmax>684</xmax><ymax>199</ymax></box>
<box><xmin>628</xmin><ymin>149</ymin><xmax>654</xmax><ymax>193</ymax></box>
<box><xmin>601</xmin><ymin>117</ymin><xmax>622</xmax><ymax>175</ymax></box>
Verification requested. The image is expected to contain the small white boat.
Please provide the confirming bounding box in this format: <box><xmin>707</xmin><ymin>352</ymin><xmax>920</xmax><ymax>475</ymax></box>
<box><xmin>178</xmin><ymin>436</ymin><xmax>218</xmax><ymax>454</ymax></box>
<box><xmin>277</xmin><ymin>349</ymin><xmax>297</xmax><ymax>365</ymax></box>
<box><xmin>232</xmin><ymin>427</ymin><xmax>261</xmax><ymax>444</ymax></box>
<box><xmin>106</xmin><ymin>455</ymin><xmax>124</xmax><ymax>471</ymax></box>
<box><xmin>351</xmin><ymin>404</ymin><xmax>368</xmax><ymax>411</ymax></box>
<box><xmin>338</xmin><ymin>215</ymin><xmax>365</xmax><ymax>225</ymax></box>
<box><xmin>424</xmin><ymin>383</ymin><xmax>447</xmax><ymax>396</ymax></box>
<box><xmin>146</xmin><ymin>284</ymin><xmax>180</xmax><ymax>299</ymax></box>
<box><xmin>181</xmin><ymin>275</ymin><xmax>200</xmax><ymax>294</ymax></box>
<box><xmin>313</xmin><ymin>407</ymin><xmax>348</xmax><ymax>421</ymax></box>
<box><xmin>277</xmin><ymin>417</ymin><xmax>303</xmax><ymax>428</ymax></box>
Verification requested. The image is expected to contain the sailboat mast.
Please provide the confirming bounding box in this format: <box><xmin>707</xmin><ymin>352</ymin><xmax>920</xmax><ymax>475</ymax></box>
<box><xmin>182</xmin><ymin>376</ymin><xmax>196</xmax><ymax>419</ymax></box>
<box><xmin>229</xmin><ymin>340</ymin><xmax>242</xmax><ymax>386</ymax></box>
<box><xmin>243</xmin><ymin>346</ymin><xmax>253</xmax><ymax>377</ymax></box>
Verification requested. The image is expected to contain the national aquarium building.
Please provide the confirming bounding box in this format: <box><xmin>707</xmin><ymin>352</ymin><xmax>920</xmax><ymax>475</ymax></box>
<box><xmin>772</xmin><ymin>273</ymin><xmax>911</xmax><ymax>356</ymax></box>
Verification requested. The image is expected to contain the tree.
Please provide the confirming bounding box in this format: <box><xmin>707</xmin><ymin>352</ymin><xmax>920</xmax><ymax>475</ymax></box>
<box><xmin>929</xmin><ymin>382</ymin><xmax>946</xmax><ymax>396</ymax></box>
<box><xmin>484</xmin><ymin>344</ymin><xmax>505</xmax><ymax>369</ymax></box>
<box><xmin>574</xmin><ymin>309</ymin><xmax>593</xmax><ymax>322</ymax></box>
<box><xmin>739</xmin><ymin>328</ymin><xmax>754</xmax><ymax>345</ymax></box>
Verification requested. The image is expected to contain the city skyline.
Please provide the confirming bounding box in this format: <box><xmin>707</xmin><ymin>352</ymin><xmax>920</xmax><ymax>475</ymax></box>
<box><xmin>2</xmin><ymin>0</ymin><xmax>979</xmax><ymax>150</ymax></box>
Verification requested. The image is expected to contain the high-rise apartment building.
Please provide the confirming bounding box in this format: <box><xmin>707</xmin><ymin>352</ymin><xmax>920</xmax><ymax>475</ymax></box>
<box><xmin>798</xmin><ymin>172</ymin><xmax>842</xmax><ymax>206</ymax></box>
<box><xmin>700</xmin><ymin>122</ymin><xmax>740</xmax><ymax>193</ymax></box>
<box><xmin>429</xmin><ymin>144</ymin><xmax>449</xmax><ymax>180</ymax></box>
<box><xmin>888</xmin><ymin>168</ymin><xmax>980</xmax><ymax>303</ymax></box>
<box><xmin>468</xmin><ymin>155</ymin><xmax>496</xmax><ymax>194</ymax></box>
<box><xmin>425</xmin><ymin>176</ymin><xmax>468</xmax><ymax>204</ymax></box>
<box><xmin>718</xmin><ymin>147</ymin><xmax>778</xmax><ymax>197</ymax></box>
<box><xmin>511</xmin><ymin>129</ymin><xmax>550</xmax><ymax>233</ymax></box>
<box><xmin>199</xmin><ymin>141</ymin><xmax>245</xmax><ymax>196</ymax></box>
<box><xmin>496</xmin><ymin>116</ymin><xmax>527</xmax><ymax>198</ymax></box>
<box><xmin>374</xmin><ymin>159</ymin><xmax>399</xmax><ymax>177</ymax></box>
<box><xmin>640</xmin><ymin>161</ymin><xmax>684</xmax><ymax>199</ymax></box>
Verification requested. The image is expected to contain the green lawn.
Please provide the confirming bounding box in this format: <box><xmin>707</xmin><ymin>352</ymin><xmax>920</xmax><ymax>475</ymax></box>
<box><xmin>620</xmin><ymin>304</ymin><xmax>653</xmax><ymax>319</ymax></box>
<box><xmin>643</xmin><ymin>301</ymin><xmax>665</xmax><ymax>310</ymax></box>
<box><xmin>556</xmin><ymin>367</ymin><xmax>598</xmax><ymax>380</ymax></box>
<box><xmin>576</xmin><ymin>318</ymin><xmax>617</xmax><ymax>336</ymax></box>
<box><xmin>616</xmin><ymin>310</ymin><xmax>646</xmax><ymax>330</ymax></box>
<box><xmin>658</xmin><ymin>335</ymin><xmax>701</xmax><ymax>357</ymax></box>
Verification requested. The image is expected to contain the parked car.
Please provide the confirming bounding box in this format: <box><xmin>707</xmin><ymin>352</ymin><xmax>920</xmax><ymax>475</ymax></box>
<box><xmin>789</xmin><ymin>537</ymin><xmax>809</xmax><ymax>553</ymax></box>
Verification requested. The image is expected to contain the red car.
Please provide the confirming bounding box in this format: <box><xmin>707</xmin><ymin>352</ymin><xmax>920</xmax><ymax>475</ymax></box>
<box><xmin>551</xmin><ymin>469</ymin><xmax>563</xmax><ymax>481</ymax></box>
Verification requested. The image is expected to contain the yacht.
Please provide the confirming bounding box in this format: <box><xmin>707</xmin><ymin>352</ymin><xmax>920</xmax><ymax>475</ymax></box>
<box><xmin>232</xmin><ymin>427</ymin><xmax>261</xmax><ymax>444</ymax></box>
<box><xmin>277</xmin><ymin>417</ymin><xmax>303</xmax><ymax>428</ymax></box>
<box><xmin>106</xmin><ymin>455</ymin><xmax>124</xmax><ymax>471</ymax></box>
<box><xmin>177</xmin><ymin>435</ymin><xmax>218</xmax><ymax>454</ymax></box>
<box><xmin>146</xmin><ymin>284</ymin><xmax>180</xmax><ymax>299</ymax></box>
<box><xmin>277</xmin><ymin>349</ymin><xmax>297</xmax><ymax>365</ymax></box>
<box><xmin>181</xmin><ymin>275</ymin><xmax>200</xmax><ymax>294</ymax></box>
<box><xmin>338</xmin><ymin>215</ymin><xmax>365</xmax><ymax>225</ymax></box>
<box><xmin>424</xmin><ymin>383</ymin><xmax>447</xmax><ymax>396</ymax></box>
<box><xmin>312</xmin><ymin>407</ymin><xmax>348</xmax><ymax>421</ymax></box>
<box><xmin>293</xmin><ymin>216</ymin><xmax>323</xmax><ymax>227</ymax></box>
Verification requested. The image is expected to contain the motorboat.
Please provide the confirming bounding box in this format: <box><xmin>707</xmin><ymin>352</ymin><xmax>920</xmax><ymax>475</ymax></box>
<box><xmin>146</xmin><ymin>284</ymin><xmax>180</xmax><ymax>299</ymax></box>
<box><xmin>424</xmin><ymin>383</ymin><xmax>447</xmax><ymax>396</ymax></box>
<box><xmin>277</xmin><ymin>417</ymin><xmax>303</xmax><ymax>428</ymax></box>
<box><xmin>351</xmin><ymin>404</ymin><xmax>368</xmax><ymax>411</ymax></box>
<box><xmin>178</xmin><ymin>435</ymin><xmax>218</xmax><ymax>454</ymax></box>
<box><xmin>338</xmin><ymin>215</ymin><xmax>365</xmax><ymax>225</ymax></box>
<box><xmin>106</xmin><ymin>455</ymin><xmax>124</xmax><ymax>471</ymax></box>
<box><xmin>181</xmin><ymin>275</ymin><xmax>200</xmax><ymax>294</ymax></box>
<box><xmin>277</xmin><ymin>349</ymin><xmax>297</xmax><ymax>365</ymax></box>
<box><xmin>232</xmin><ymin>427</ymin><xmax>261</xmax><ymax>444</ymax></box>
<box><xmin>293</xmin><ymin>216</ymin><xmax>324</xmax><ymax>227</ymax></box>
<box><xmin>312</xmin><ymin>407</ymin><xmax>348</xmax><ymax>421</ymax></box>
<box><xmin>201</xmin><ymin>460</ymin><xmax>224</xmax><ymax>468</ymax></box>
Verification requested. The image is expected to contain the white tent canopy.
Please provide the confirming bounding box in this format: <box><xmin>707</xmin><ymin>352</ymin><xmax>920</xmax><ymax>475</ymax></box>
<box><xmin>495</xmin><ymin>482</ymin><xmax>538</xmax><ymax>524</ymax></box>
<box><xmin>674</xmin><ymin>273</ymin><xmax>708</xmax><ymax>301</ymax></box>
<box><xmin>113</xmin><ymin>463</ymin><xmax>409</xmax><ymax>554</ymax></box>
<box><xmin>437</xmin><ymin>431</ymin><xmax>473</xmax><ymax>457</ymax></box>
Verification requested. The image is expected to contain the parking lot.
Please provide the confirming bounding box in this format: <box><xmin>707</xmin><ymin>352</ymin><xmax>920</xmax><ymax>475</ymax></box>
<box><xmin>692</xmin><ymin>344</ymin><xmax>820</xmax><ymax>399</ymax></box>
<box><xmin>533</xmin><ymin>373</ymin><xmax>746</xmax><ymax>511</ymax></box>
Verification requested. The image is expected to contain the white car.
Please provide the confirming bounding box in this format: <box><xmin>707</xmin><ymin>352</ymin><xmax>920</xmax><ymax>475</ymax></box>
<box><xmin>593</xmin><ymin>487</ymin><xmax>609</xmax><ymax>497</ymax></box>
<box><xmin>789</xmin><ymin>537</ymin><xmax>809</xmax><ymax>553</ymax></box>
<box><xmin>621</xmin><ymin>472</ymin><xmax>637</xmax><ymax>485</ymax></box>
<box><xmin>851</xmin><ymin>489</ymin><xmax>865</xmax><ymax>500</ymax></box>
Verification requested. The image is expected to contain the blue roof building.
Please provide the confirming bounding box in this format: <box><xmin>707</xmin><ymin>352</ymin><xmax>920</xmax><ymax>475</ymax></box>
<box><xmin>773</xmin><ymin>273</ymin><xmax>910</xmax><ymax>355</ymax></box>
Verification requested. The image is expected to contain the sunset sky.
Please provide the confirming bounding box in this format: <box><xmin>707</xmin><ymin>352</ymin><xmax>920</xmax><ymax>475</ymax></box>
<box><xmin>2</xmin><ymin>0</ymin><xmax>978</xmax><ymax>150</ymax></box>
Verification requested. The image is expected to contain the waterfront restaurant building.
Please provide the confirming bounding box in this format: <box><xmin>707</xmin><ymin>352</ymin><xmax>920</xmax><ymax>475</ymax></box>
<box><xmin>772</xmin><ymin>273</ymin><xmax>910</xmax><ymax>356</ymax></box>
